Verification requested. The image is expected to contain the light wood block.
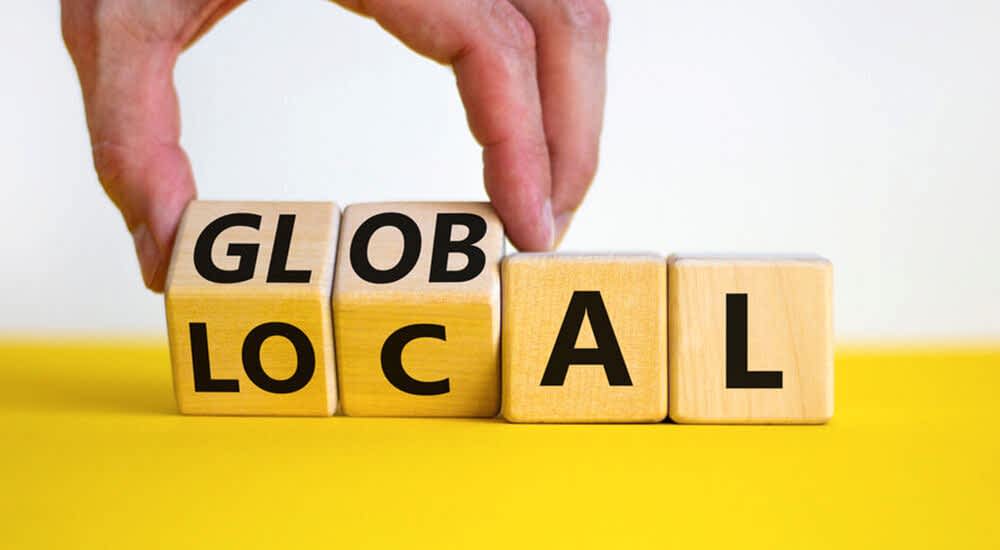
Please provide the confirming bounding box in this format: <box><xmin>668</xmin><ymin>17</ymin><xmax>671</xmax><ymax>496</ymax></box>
<box><xmin>668</xmin><ymin>254</ymin><xmax>833</xmax><ymax>424</ymax></box>
<box><xmin>164</xmin><ymin>201</ymin><xmax>339</xmax><ymax>416</ymax></box>
<box><xmin>502</xmin><ymin>254</ymin><xmax>668</xmax><ymax>423</ymax></box>
<box><xmin>333</xmin><ymin>202</ymin><xmax>503</xmax><ymax>417</ymax></box>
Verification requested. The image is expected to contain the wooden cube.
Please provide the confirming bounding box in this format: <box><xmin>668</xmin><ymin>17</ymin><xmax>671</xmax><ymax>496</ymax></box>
<box><xmin>668</xmin><ymin>254</ymin><xmax>833</xmax><ymax>424</ymax></box>
<box><xmin>332</xmin><ymin>202</ymin><xmax>503</xmax><ymax>417</ymax></box>
<box><xmin>501</xmin><ymin>254</ymin><xmax>668</xmax><ymax>423</ymax></box>
<box><xmin>164</xmin><ymin>201</ymin><xmax>340</xmax><ymax>416</ymax></box>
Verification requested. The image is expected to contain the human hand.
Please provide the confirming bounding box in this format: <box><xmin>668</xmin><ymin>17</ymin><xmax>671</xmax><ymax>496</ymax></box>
<box><xmin>62</xmin><ymin>0</ymin><xmax>609</xmax><ymax>291</ymax></box>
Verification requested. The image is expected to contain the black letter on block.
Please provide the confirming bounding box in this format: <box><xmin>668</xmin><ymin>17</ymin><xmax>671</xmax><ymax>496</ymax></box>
<box><xmin>194</xmin><ymin>213</ymin><xmax>262</xmax><ymax>283</ymax></box>
<box><xmin>350</xmin><ymin>212</ymin><xmax>422</xmax><ymax>284</ymax></box>
<box><xmin>429</xmin><ymin>213</ymin><xmax>488</xmax><ymax>283</ymax></box>
<box><xmin>725</xmin><ymin>293</ymin><xmax>782</xmax><ymax>388</ymax></box>
<box><xmin>190</xmin><ymin>323</ymin><xmax>239</xmax><ymax>392</ymax></box>
<box><xmin>266</xmin><ymin>214</ymin><xmax>312</xmax><ymax>283</ymax></box>
<box><xmin>540</xmin><ymin>291</ymin><xmax>632</xmax><ymax>386</ymax></box>
<box><xmin>242</xmin><ymin>322</ymin><xmax>316</xmax><ymax>394</ymax></box>
<box><xmin>381</xmin><ymin>324</ymin><xmax>450</xmax><ymax>396</ymax></box>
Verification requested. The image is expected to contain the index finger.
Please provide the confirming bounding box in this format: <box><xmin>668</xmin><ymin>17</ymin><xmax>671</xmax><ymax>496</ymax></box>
<box><xmin>344</xmin><ymin>0</ymin><xmax>556</xmax><ymax>250</ymax></box>
<box><xmin>509</xmin><ymin>0</ymin><xmax>610</xmax><ymax>243</ymax></box>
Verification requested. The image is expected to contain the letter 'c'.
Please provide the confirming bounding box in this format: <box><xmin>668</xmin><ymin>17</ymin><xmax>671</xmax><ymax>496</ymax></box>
<box><xmin>380</xmin><ymin>324</ymin><xmax>450</xmax><ymax>396</ymax></box>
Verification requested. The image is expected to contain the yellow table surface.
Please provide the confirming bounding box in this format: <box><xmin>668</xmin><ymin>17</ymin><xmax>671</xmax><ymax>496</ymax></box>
<box><xmin>1</xmin><ymin>340</ymin><xmax>997</xmax><ymax>549</ymax></box>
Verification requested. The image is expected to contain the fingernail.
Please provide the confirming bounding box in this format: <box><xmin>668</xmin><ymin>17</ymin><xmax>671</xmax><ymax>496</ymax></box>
<box><xmin>131</xmin><ymin>224</ymin><xmax>160</xmax><ymax>287</ymax></box>
<box><xmin>554</xmin><ymin>211</ymin><xmax>575</xmax><ymax>248</ymax></box>
<box><xmin>541</xmin><ymin>199</ymin><xmax>555</xmax><ymax>250</ymax></box>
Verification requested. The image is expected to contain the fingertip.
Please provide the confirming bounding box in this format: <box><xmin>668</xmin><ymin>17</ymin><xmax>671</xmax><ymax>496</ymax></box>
<box><xmin>114</xmin><ymin>145</ymin><xmax>195</xmax><ymax>294</ymax></box>
<box><xmin>482</xmin><ymin>137</ymin><xmax>554</xmax><ymax>252</ymax></box>
<box><xmin>131</xmin><ymin>196</ymin><xmax>187</xmax><ymax>293</ymax></box>
<box><xmin>145</xmin><ymin>176</ymin><xmax>194</xmax><ymax>294</ymax></box>
<box><xmin>540</xmin><ymin>198</ymin><xmax>555</xmax><ymax>250</ymax></box>
<box><xmin>499</xmin><ymin>197</ymin><xmax>555</xmax><ymax>252</ymax></box>
<box><xmin>553</xmin><ymin>210</ymin><xmax>575</xmax><ymax>249</ymax></box>
<box><xmin>131</xmin><ymin>224</ymin><xmax>162</xmax><ymax>292</ymax></box>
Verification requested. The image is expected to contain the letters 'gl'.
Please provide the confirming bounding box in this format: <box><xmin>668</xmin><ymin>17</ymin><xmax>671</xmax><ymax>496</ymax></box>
<box><xmin>193</xmin><ymin>213</ymin><xmax>311</xmax><ymax>284</ymax></box>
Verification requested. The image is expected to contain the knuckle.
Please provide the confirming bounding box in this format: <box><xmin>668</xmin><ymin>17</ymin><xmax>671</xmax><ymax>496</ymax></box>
<box><xmin>88</xmin><ymin>1</ymin><xmax>185</xmax><ymax>47</ymax></box>
<box><xmin>92</xmin><ymin>3</ymin><xmax>132</xmax><ymax>37</ymax></box>
<box><xmin>557</xmin><ymin>0</ymin><xmax>610</xmax><ymax>42</ymax></box>
<box><xmin>90</xmin><ymin>142</ymin><xmax>138</xmax><ymax>224</ymax></box>
<box><xmin>484</xmin><ymin>0</ymin><xmax>537</xmax><ymax>54</ymax></box>
<box><xmin>91</xmin><ymin>142</ymin><xmax>129</xmax><ymax>189</ymax></box>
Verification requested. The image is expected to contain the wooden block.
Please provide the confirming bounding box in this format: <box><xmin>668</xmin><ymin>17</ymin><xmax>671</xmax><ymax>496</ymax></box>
<box><xmin>668</xmin><ymin>254</ymin><xmax>833</xmax><ymax>424</ymax></box>
<box><xmin>332</xmin><ymin>202</ymin><xmax>503</xmax><ymax>417</ymax></box>
<box><xmin>501</xmin><ymin>254</ymin><xmax>668</xmax><ymax>423</ymax></box>
<box><xmin>164</xmin><ymin>201</ymin><xmax>339</xmax><ymax>416</ymax></box>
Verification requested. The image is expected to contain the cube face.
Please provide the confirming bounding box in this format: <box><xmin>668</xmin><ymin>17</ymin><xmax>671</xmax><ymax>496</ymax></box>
<box><xmin>502</xmin><ymin>254</ymin><xmax>668</xmax><ymax>423</ymax></box>
<box><xmin>165</xmin><ymin>201</ymin><xmax>339</xmax><ymax>416</ymax></box>
<box><xmin>668</xmin><ymin>254</ymin><xmax>833</xmax><ymax>424</ymax></box>
<box><xmin>333</xmin><ymin>202</ymin><xmax>503</xmax><ymax>417</ymax></box>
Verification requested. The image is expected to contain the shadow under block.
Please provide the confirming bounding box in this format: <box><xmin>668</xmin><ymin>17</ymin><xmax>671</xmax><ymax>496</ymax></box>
<box><xmin>667</xmin><ymin>254</ymin><xmax>833</xmax><ymax>424</ymax></box>
<box><xmin>164</xmin><ymin>201</ymin><xmax>340</xmax><ymax>416</ymax></box>
<box><xmin>332</xmin><ymin>202</ymin><xmax>503</xmax><ymax>417</ymax></box>
<box><xmin>501</xmin><ymin>254</ymin><xmax>668</xmax><ymax>423</ymax></box>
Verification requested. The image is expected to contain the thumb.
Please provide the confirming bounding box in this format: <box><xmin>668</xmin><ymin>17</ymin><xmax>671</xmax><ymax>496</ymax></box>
<box><xmin>93</xmin><ymin>139</ymin><xmax>195</xmax><ymax>293</ymax></box>
<box><xmin>63</xmin><ymin>6</ymin><xmax>196</xmax><ymax>292</ymax></box>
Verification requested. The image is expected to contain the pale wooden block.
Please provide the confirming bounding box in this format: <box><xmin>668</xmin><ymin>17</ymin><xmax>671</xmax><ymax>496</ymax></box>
<box><xmin>333</xmin><ymin>202</ymin><xmax>503</xmax><ymax>417</ymax></box>
<box><xmin>501</xmin><ymin>254</ymin><xmax>668</xmax><ymax>423</ymax></box>
<box><xmin>165</xmin><ymin>201</ymin><xmax>339</xmax><ymax>416</ymax></box>
<box><xmin>668</xmin><ymin>254</ymin><xmax>834</xmax><ymax>424</ymax></box>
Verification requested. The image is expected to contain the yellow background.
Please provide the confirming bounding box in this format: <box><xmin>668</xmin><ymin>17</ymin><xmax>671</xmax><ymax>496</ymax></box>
<box><xmin>1</xmin><ymin>340</ymin><xmax>997</xmax><ymax>548</ymax></box>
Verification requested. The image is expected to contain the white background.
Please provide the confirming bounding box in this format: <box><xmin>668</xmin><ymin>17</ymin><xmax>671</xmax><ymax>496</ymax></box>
<box><xmin>2</xmin><ymin>1</ymin><xmax>998</xmax><ymax>340</ymax></box>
